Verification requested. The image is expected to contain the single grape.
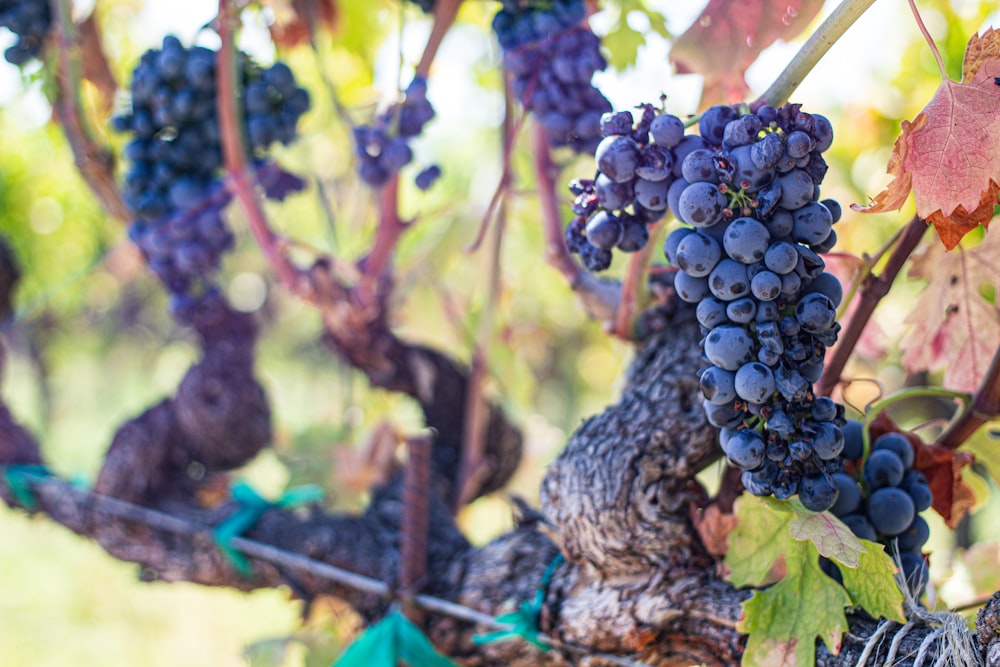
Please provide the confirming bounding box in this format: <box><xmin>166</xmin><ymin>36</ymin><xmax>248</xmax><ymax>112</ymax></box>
<box><xmin>799</xmin><ymin>473</ymin><xmax>838</xmax><ymax>512</ymax></box>
<box><xmin>750</xmin><ymin>271</ymin><xmax>782</xmax><ymax>302</ymax></box>
<box><xmin>677</xmin><ymin>181</ymin><xmax>726</xmax><ymax>227</ymax></box>
<box><xmin>792</xmin><ymin>201</ymin><xmax>834</xmax><ymax>246</ymax></box>
<box><xmin>776</xmin><ymin>169</ymin><xmax>815</xmax><ymax>210</ymax></box>
<box><xmin>726</xmin><ymin>297</ymin><xmax>757</xmax><ymax>324</ymax></box>
<box><xmin>675</xmin><ymin>232</ymin><xmax>722</xmax><ymax>277</ymax></box>
<box><xmin>841</xmin><ymin>420</ymin><xmax>864</xmax><ymax>460</ymax></box>
<box><xmin>811</xmin><ymin>422</ymin><xmax>845</xmax><ymax>460</ymax></box>
<box><xmin>896</xmin><ymin>516</ymin><xmax>930</xmax><ymax>551</ymax></box>
<box><xmin>708</xmin><ymin>259</ymin><xmax>751</xmax><ymax>301</ymax></box>
<box><xmin>703</xmin><ymin>324</ymin><xmax>755</xmax><ymax>371</ymax></box>
<box><xmin>663</xmin><ymin>226</ymin><xmax>694</xmax><ymax>265</ymax></box>
<box><xmin>595</xmin><ymin>134</ymin><xmax>640</xmax><ymax>183</ymax></box>
<box><xmin>585</xmin><ymin>210</ymin><xmax>623</xmax><ymax>250</ymax></box>
<box><xmin>829</xmin><ymin>473</ymin><xmax>862</xmax><ymax>516</ymax></box>
<box><xmin>867</xmin><ymin>487</ymin><xmax>916</xmax><ymax>536</ymax></box>
<box><xmin>795</xmin><ymin>293</ymin><xmax>837</xmax><ymax>333</ymax></box>
<box><xmin>864</xmin><ymin>449</ymin><xmax>905</xmax><ymax>490</ymax></box>
<box><xmin>700</xmin><ymin>365</ymin><xmax>737</xmax><ymax>405</ymax></box>
<box><xmin>697</xmin><ymin>296</ymin><xmax>729</xmax><ymax>330</ymax></box>
<box><xmin>872</xmin><ymin>432</ymin><xmax>915</xmax><ymax>469</ymax></box>
<box><xmin>649</xmin><ymin>113</ymin><xmax>685</xmax><ymax>148</ymax></box>
<box><xmin>723</xmin><ymin>217</ymin><xmax>770</xmax><ymax>264</ymax></box>
<box><xmin>674</xmin><ymin>270</ymin><xmax>712</xmax><ymax>303</ymax></box>
<box><xmin>725</xmin><ymin>428</ymin><xmax>766</xmax><ymax>470</ymax></box>
<box><xmin>734</xmin><ymin>362</ymin><xmax>776</xmax><ymax>404</ymax></box>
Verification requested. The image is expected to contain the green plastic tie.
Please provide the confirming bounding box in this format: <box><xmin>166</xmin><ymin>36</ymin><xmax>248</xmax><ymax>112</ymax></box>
<box><xmin>333</xmin><ymin>605</ymin><xmax>458</xmax><ymax>667</ymax></box>
<box><xmin>2</xmin><ymin>464</ymin><xmax>53</xmax><ymax>511</ymax></box>
<box><xmin>213</xmin><ymin>481</ymin><xmax>324</xmax><ymax>576</ymax></box>
<box><xmin>472</xmin><ymin>552</ymin><xmax>564</xmax><ymax>651</ymax></box>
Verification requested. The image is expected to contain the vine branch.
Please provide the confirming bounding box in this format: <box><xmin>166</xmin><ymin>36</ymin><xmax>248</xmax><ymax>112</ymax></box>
<box><xmin>818</xmin><ymin>215</ymin><xmax>928</xmax><ymax>397</ymax></box>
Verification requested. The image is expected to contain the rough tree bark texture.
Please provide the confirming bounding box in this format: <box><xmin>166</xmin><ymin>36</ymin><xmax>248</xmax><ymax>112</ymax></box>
<box><xmin>1</xmin><ymin>302</ymin><xmax>996</xmax><ymax>666</ymax></box>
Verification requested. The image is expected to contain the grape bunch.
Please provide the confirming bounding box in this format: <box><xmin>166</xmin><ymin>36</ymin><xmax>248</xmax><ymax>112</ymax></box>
<box><xmin>564</xmin><ymin>104</ymin><xmax>683</xmax><ymax>270</ymax></box>
<box><xmin>828</xmin><ymin>422</ymin><xmax>932</xmax><ymax>589</ymax></box>
<box><xmin>658</xmin><ymin>103</ymin><xmax>845</xmax><ymax>511</ymax></box>
<box><xmin>492</xmin><ymin>0</ymin><xmax>612</xmax><ymax>154</ymax></box>
<box><xmin>353</xmin><ymin>77</ymin><xmax>437</xmax><ymax>188</ymax></box>
<box><xmin>0</xmin><ymin>0</ymin><xmax>51</xmax><ymax>65</ymax></box>
<box><xmin>113</xmin><ymin>36</ymin><xmax>310</xmax><ymax>305</ymax></box>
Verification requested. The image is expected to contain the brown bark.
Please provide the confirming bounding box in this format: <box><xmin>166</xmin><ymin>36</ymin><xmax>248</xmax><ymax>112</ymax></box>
<box><xmin>0</xmin><ymin>302</ymin><xmax>993</xmax><ymax>666</ymax></box>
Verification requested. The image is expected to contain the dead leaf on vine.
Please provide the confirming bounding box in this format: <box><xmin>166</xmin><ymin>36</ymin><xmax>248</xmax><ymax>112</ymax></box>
<box><xmin>694</xmin><ymin>503</ymin><xmax>739</xmax><ymax>557</ymax></box>
<box><xmin>869</xmin><ymin>414</ymin><xmax>976</xmax><ymax>527</ymax></box>
<box><xmin>853</xmin><ymin>29</ymin><xmax>1000</xmax><ymax>250</ymax></box>
<box><xmin>669</xmin><ymin>0</ymin><xmax>825</xmax><ymax>107</ymax></box>
<box><xmin>264</xmin><ymin>0</ymin><xmax>339</xmax><ymax>48</ymax></box>
<box><xmin>903</xmin><ymin>231</ymin><xmax>1000</xmax><ymax>392</ymax></box>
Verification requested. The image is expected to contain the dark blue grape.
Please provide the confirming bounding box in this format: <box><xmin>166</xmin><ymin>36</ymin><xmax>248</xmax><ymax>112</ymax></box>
<box><xmin>725</xmin><ymin>429</ymin><xmax>766</xmax><ymax>470</ymax></box>
<box><xmin>872</xmin><ymin>432</ymin><xmax>915</xmax><ymax>469</ymax></box>
<box><xmin>841</xmin><ymin>420</ymin><xmax>864</xmax><ymax>460</ymax></box>
<box><xmin>700</xmin><ymin>365</ymin><xmax>737</xmax><ymax>405</ymax></box>
<box><xmin>704</xmin><ymin>325</ymin><xmax>755</xmax><ymax>371</ymax></box>
<box><xmin>830</xmin><ymin>473</ymin><xmax>861</xmax><ymax>516</ymax></box>
<box><xmin>896</xmin><ymin>516</ymin><xmax>930</xmax><ymax>551</ymax></box>
<box><xmin>867</xmin><ymin>487</ymin><xmax>915</xmax><ymax>536</ymax></box>
<box><xmin>650</xmin><ymin>113</ymin><xmax>685</xmax><ymax>148</ymax></box>
<box><xmin>864</xmin><ymin>449</ymin><xmax>906</xmax><ymax>491</ymax></box>
<box><xmin>585</xmin><ymin>210</ymin><xmax>624</xmax><ymax>250</ymax></box>
<box><xmin>799</xmin><ymin>473</ymin><xmax>838</xmax><ymax>512</ymax></box>
<box><xmin>841</xmin><ymin>513</ymin><xmax>878</xmax><ymax>541</ymax></box>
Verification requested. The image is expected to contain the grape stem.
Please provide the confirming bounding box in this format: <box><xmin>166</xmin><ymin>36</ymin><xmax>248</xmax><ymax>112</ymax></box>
<box><xmin>614</xmin><ymin>222</ymin><xmax>661</xmax><ymax>340</ymax></box>
<box><xmin>454</xmin><ymin>85</ymin><xmax>512</xmax><ymax>511</ymax></box>
<box><xmin>936</xmin><ymin>343</ymin><xmax>1000</xmax><ymax>450</ymax></box>
<box><xmin>48</xmin><ymin>0</ymin><xmax>131</xmax><ymax>223</ymax></box>
<box><xmin>817</xmin><ymin>215</ymin><xmax>927</xmax><ymax>397</ymax></box>
<box><xmin>860</xmin><ymin>386</ymin><xmax>973</xmax><ymax>462</ymax></box>
<box><xmin>216</xmin><ymin>1</ymin><xmax>313</xmax><ymax>301</ymax></box>
<box><xmin>416</xmin><ymin>0</ymin><xmax>464</xmax><ymax>78</ymax></box>
<box><xmin>906</xmin><ymin>0</ymin><xmax>949</xmax><ymax>80</ymax></box>
<box><xmin>757</xmin><ymin>0</ymin><xmax>879</xmax><ymax>107</ymax></box>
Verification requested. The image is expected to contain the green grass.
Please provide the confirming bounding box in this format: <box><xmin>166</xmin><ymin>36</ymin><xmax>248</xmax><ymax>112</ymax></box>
<box><xmin>0</xmin><ymin>505</ymin><xmax>301</xmax><ymax>667</ymax></box>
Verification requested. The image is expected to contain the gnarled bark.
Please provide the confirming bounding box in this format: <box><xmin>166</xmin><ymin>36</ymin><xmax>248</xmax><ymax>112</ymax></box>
<box><xmin>0</xmin><ymin>302</ymin><xmax>992</xmax><ymax>666</ymax></box>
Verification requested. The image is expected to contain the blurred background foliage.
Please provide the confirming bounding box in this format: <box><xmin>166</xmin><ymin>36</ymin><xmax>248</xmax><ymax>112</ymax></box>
<box><xmin>1</xmin><ymin>0</ymin><xmax>999</xmax><ymax>665</ymax></box>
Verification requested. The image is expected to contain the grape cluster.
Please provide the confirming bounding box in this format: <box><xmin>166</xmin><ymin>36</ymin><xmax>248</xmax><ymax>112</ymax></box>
<box><xmin>828</xmin><ymin>422</ymin><xmax>932</xmax><ymax>589</ymax></box>
<box><xmin>0</xmin><ymin>0</ymin><xmax>51</xmax><ymax>65</ymax></box>
<box><xmin>492</xmin><ymin>0</ymin><xmax>612</xmax><ymax>154</ymax></box>
<box><xmin>564</xmin><ymin>104</ymin><xmax>681</xmax><ymax>270</ymax></box>
<box><xmin>114</xmin><ymin>36</ymin><xmax>310</xmax><ymax>302</ymax></box>
<box><xmin>658</xmin><ymin>103</ymin><xmax>845</xmax><ymax>511</ymax></box>
<box><xmin>353</xmin><ymin>77</ymin><xmax>437</xmax><ymax>188</ymax></box>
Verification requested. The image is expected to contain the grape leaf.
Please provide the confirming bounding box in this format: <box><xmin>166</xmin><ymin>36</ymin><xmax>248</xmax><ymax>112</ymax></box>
<box><xmin>903</xmin><ymin>231</ymin><xmax>1000</xmax><ymax>392</ymax></box>
<box><xmin>852</xmin><ymin>29</ymin><xmax>1000</xmax><ymax>250</ymax></box>
<box><xmin>669</xmin><ymin>0</ymin><xmax>824</xmax><ymax>106</ymax></box>
<box><xmin>265</xmin><ymin>0</ymin><xmax>339</xmax><ymax>49</ymax></box>
<box><xmin>600</xmin><ymin>0</ymin><xmax>671</xmax><ymax>71</ymax></box>
<box><xmin>725</xmin><ymin>495</ymin><xmax>794</xmax><ymax>587</ymax></box>
<box><xmin>739</xmin><ymin>540</ymin><xmax>852</xmax><ymax>667</ymax></box>
<box><xmin>834</xmin><ymin>539</ymin><xmax>906</xmax><ymax>623</ymax></box>
<box><xmin>788</xmin><ymin>511</ymin><xmax>863</xmax><ymax>568</ymax></box>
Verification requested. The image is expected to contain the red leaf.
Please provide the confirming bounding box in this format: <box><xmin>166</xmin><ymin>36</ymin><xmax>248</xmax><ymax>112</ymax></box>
<box><xmin>869</xmin><ymin>414</ymin><xmax>976</xmax><ymax>527</ymax></box>
<box><xmin>669</xmin><ymin>0</ymin><xmax>825</xmax><ymax>107</ymax></box>
<box><xmin>265</xmin><ymin>0</ymin><xmax>339</xmax><ymax>49</ymax></box>
<box><xmin>903</xmin><ymin>232</ymin><xmax>1000</xmax><ymax>392</ymax></box>
<box><xmin>853</xmin><ymin>28</ymin><xmax>1000</xmax><ymax>249</ymax></box>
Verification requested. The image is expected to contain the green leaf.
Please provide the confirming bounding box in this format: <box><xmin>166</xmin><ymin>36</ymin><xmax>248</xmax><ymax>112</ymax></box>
<box><xmin>788</xmin><ymin>511</ymin><xmax>864</xmax><ymax>568</ymax></box>
<box><xmin>601</xmin><ymin>21</ymin><xmax>645</xmax><ymax>71</ymax></box>
<box><xmin>835</xmin><ymin>540</ymin><xmax>906</xmax><ymax>623</ymax></box>
<box><xmin>725</xmin><ymin>495</ymin><xmax>794</xmax><ymax>587</ymax></box>
<box><xmin>739</xmin><ymin>540</ymin><xmax>852</xmax><ymax>667</ymax></box>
